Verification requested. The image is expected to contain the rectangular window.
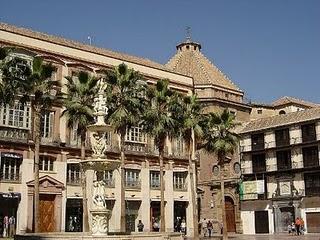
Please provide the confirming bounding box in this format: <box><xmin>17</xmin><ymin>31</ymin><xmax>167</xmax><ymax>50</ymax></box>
<box><xmin>150</xmin><ymin>171</ymin><xmax>160</xmax><ymax>189</ymax></box>
<box><xmin>276</xmin><ymin>150</ymin><xmax>291</xmax><ymax>170</ymax></box>
<box><xmin>251</xmin><ymin>133</ymin><xmax>264</xmax><ymax>151</ymax></box>
<box><xmin>125</xmin><ymin>125</ymin><xmax>145</xmax><ymax>143</ymax></box>
<box><xmin>96</xmin><ymin>170</ymin><xmax>114</xmax><ymax>187</ymax></box>
<box><xmin>257</xmin><ymin>109</ymin><xmax>262</xmax><ymax>114</ymax></box>
<box><xmin>301</xmin><ymin>123</ymin><xmax>316</xmax><ymax>142</ymax></box>
<box><xmin>125</xmin><ymin>169</ymin><xmax>140</xmax><ymax>189</ymax></box>
<box><xmin>275</xmin><ymin>128</ymin><xmax>290</xmax><ymax>147</ymax></box>
<box><xmin>0</xmin><ymin>153</ymin><xmax>22</xmax><ymax>182</ymax></box>
<box><xmin>66</xmin><ymin>163</ymin><xmax>81</xmax><ymax>185</ymax></box>
<box><xmin>305</xmin><ymin>173</ymin><xmax>320</xmax><ymax>196</ymax></box>
<box><xmin>39</xmin><ymin>155</ymin><xmax>55</xmax><ymax>171</ymax></box>
<box><xmin>173</xmin><ymin>172</ymin><xmax>187</xmax><ymax>191</ymax></box>
<box><xmin>302</xmin><ymin>146</ymin><xmax>319</xmax><ymax>168</ymax></box>
<box><xmin>0</xmin><ymin>102</ymin><xmax>31</xmax><ymax>129</ymax></box>
<box><xmin>252</xmin><ymin>153</ymin><xmax>266</xmax><ymax>173</ymax></box>
<box><xmin>41</xmin><ymin>111</ymin><xmax>54</xmax><ymax>138</ymax></box>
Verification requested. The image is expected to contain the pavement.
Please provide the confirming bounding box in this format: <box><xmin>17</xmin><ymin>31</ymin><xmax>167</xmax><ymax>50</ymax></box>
<box><xmin>184</xmin><ymin>234</ymin><xmax>320</xmax><ymax>240</ymax></box>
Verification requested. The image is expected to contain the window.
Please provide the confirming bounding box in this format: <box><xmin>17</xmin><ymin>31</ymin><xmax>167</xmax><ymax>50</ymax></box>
<box><xmin>173</xmin><ymin>136</ymin><xmax>185</xmax><ymax>156</ymax></box>
<box><xmin>150</xmin><ymin>171</ymin><xmax>160</xmax><ymax>189</ymax></box>
<box><xmin>126</xmin><ymin>125</ymin><xmax>145</xmax><ymax>143</ymax></box>
<box><xmin>257</xmin><ymin>109</ymin><xmax>262</xmax><ymax>114</ymax></box>
<box><xmin>39</xmin><ymin>155</ymin><xmax>55</xmax><ymax>171</ymax></box>
<box><xmin>302</xmin><ymin>146</ymin><xmax>319</xmax><ymax>168</ymax></box>
<box><xmin>276</xmin><ymin>150</ymin><xmax>291</xmax><ymax>170</ymax></box>
<box><xmin>96</xmin><ymin>170</ymin><xmax>114</xmax><ymax>187</ymax></box>
<box><xmin>279</xmin><ymin>110</ymin><xmax>286</xmax><ymax>115</ymax></box>
<box><xmin>301</xmin><ymin>123</ymin><xmax>316</xmax><ymax>142</ymax></box>
<box><xmin>252</xmin><ymin>153</ymin><xmax>266</xmax><ymax>173</ymax></box>
<box><xmin>67</xmin><ymin>163</ymin><xmax>81</xmax><ymax>185</ymax></box>
<box><xmin>305</xmin><ymin>173</ymin><xmax>320</xmax><ymax>196</ymax></box>
<box><xmin>173</xmin><ymin>172</ymin><xmax>187</xmax><ymax>191</ymax></box>
<box><xmin>251</xmin><ymin>133</ymin><xmax>264</xmax><ymax>151</ymax></box>
<box><xmin>41</xmin><ymin>111</ymin><xmax>54</xmax><ymax>138</ymax></box>
<box><xmin>275</xmin><ymin>128</ymin><xmax>290</xmax><ymax>147</ymax></box>
<box><xmin>125</xmin><ymin>169</ymin><xmax>140</xmax><ymax>188</ymax></box>
<box><xmin>1</xmin><ymin>102</ymin><xmax>31</xmax><ymax>128</ymax></box>
<box><xmin>0</xmin><ymin>153</ymin><xmax>22</xmax><ymax>182</ymax></box>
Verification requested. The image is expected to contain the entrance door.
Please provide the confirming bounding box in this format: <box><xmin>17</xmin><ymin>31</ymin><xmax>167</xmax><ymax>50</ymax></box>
<box><xmin>279</xmin><ymin>207</ymin><xmax>294</xmax><ymax>232</ymax></box>
<box><xmin>306</xmin><ymin>212</ymin><xmax>320</xmax><ymax>233</ymax></box>
<box><xmin>225</xmin><ymin>197</ymin><xmax>236</xmax><ymax>232</ymax></box>
<box><xmin>255</xmin><ymin>211</ymin><xmax>269</xmax><ymax>233</ymax></box>
<box><xmin>65</xmin><ymin>199</ymin><xmax>83</xmax><ymax>232</ymax></box>
<box><xmin>39</xmin><ymin>194</ymin><xmax>55</xmax><ymax>232</ymax></box>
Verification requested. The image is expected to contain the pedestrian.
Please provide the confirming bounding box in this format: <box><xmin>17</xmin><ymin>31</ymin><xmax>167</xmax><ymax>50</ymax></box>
<box><xmin>153</xmin><ymin>219</ymin><xmax>159</xmax><ymax>232</ymax></box>
<box><xmin>201</xmin><ymin>218</ymin><xmax>207</xmax><ymax>237</ymax></box>
<box><xmin>3</xmin><ymin>215</ymin><xmax>8</xmax><ymax>238</ymax></box>
<box><xmin>300</xmin><ymin>218</ymin><xmax>305</xmax><ymax>235</ymax></box>
<box><xmin>180</xmin><ymin>218</ymin><xmax>186</xmax><ymax>235</ymax></box>
<box><xmin>137</xmin><ymin>220</ymin><xmax>144</xmax><ymax>232</ymax></box>
<box><xmin>207</xmin><ymin>220</ymin><xmax>213</xmax><ymax>237</ymax></box>
<box><xmin>8</xmin><ymin>215</ymin><xmax>15</xmax><ymax>237</ymax></box>
<box><xmin>295</xmin><ymin>217</ymin><xmax>301</xmax><ymax>235</ymax></box>
<box><xmin>291</xmin><ymin>222</ymin><xmax>296</xmax><ymax>235</ymax></box>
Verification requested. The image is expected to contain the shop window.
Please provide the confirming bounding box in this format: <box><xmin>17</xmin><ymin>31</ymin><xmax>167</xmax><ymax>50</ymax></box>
<box><xmin>0</xmin><ymin>153</ymin><xmax>22</xmax><ymax>182</ymax></box>
<box><xmin>67</xmin><ymin>163</ymin><xmax>81</xmax><ymax>185</ymax></box>
<box><xmin>39</xmin><ymin>155</ymin><xmax>55</xmax><ymax>172</ymax></box>
<box><xmin>173</xmin><ymin>172</ymin><xmax>187</xmax><ymax>191</ymax></box>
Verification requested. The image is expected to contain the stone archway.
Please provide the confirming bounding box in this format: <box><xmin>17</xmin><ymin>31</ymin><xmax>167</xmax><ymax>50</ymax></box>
<box><xmin>225</xmin><ymin>196</ymin><xmax>236</xmax><ymax>232</ymax></box>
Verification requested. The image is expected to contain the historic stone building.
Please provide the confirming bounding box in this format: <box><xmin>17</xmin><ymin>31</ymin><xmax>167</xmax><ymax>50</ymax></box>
<box><xmin>166</xmin><ymin>38</ymin><xmax>251</xmax><ymax>233</ymax></box>
<box><xmin>240</xmin><ymin>106</ymin><xmax>320</xmax><ymax>234</ymax></box>
<box><xmin>0</xmin><ymin>23</ymin><xmax>198</xmax><ymax>236</ymax></box>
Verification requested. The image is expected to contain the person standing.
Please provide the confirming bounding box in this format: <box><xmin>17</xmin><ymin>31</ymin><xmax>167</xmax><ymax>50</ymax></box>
<box><xmin>8</xmin><ymin>215</ymin><xmax>15</xmax><ymax>237</ymax></box>
<box><xmin>3</xmin><ymin>215</ymin><xmax>8</xmax><ymax>238</ymax></box>
<box><xmin>295</xmin><ymin>217</ymin><xmax>301</xmax><ymax>235</ymax></box>
<box><xmin>180</xmin><ymin>218</ymin><xmax>186</xmax><ymax>235</ymax></box>
<box><xmin>137</xmin><ymin>220</ymin><xmax>144</xmax><ymax>232</ymax></box>
<box><xmin>300</xmin><ymin>218</ymin><xmax>305</xmax><ymax>235</ymax></box>
<box><xmin>207</xmin><ymin>220</ymin><xmax>213</xmax><ymax>237</ymax></box>
<box><xmin>201</xmin><ymin>218</ymin><xmax>208</xmax><ymax>237</ymax></box>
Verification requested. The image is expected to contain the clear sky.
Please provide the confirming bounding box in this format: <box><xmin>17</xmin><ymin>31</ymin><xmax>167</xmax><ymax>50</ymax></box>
<box><xmin>1</xmin><ymin>0</ymin><xmax>319</xmax><ymax>104</ymax></box>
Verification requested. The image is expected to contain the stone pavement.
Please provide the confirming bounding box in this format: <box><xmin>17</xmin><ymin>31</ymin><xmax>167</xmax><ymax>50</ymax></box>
<box><xmin>184</xmin><ymin>234</ymin><xmax>320</xmax><ymax>240</ymax></box>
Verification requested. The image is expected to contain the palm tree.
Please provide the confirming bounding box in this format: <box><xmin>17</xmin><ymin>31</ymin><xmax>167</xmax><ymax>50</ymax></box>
<box><xmin>1</xmin><ymin>55</ymin><xmax>59</xmax><ymax>232</ymax></box>
<box><xmin>179</xmin><ymin>94</ymin><xmax>203</xmax><ymax>239</ymax></box>
<box><xmin>142</xmin><ymin>79</ymin><xmax>180</xmax><ymax>232</ymax></box>
<box><xmin>104</xmin><ymin>63</ymin><xmax>146</xmax><ymax>232</ymax></box>
<box><xmin>201</xmin><ymin>109</ymin><xmax>240</xmax><ymax>240</ymax></box>
<box><xmin>62</xmin><ymin>71</ymin><xmax>99</xmax><ymax>232</ymax></box>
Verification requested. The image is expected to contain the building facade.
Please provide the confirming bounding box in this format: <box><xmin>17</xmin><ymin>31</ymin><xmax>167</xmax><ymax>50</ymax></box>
<box><xmin>166</xmin><ymin>38</ymin><xmax>251</xmax><ymax>233</ymax></box>
<box><xmin>240</xmin><ymin>107</ymin><xmax>320</xmax><ymax>234</ymax></box>
<box><xmin>0</xmin><ymin>22</ymin><xmax>198</xmax><ymax>236</ymax></box>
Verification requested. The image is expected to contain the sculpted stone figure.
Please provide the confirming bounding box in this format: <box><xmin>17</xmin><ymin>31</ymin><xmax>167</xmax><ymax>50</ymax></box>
<box><xmin>92</xmin><ymin>180</ymin><xmax>107</xmax><ymax>209</ymax></box>
<box><xmin>91</xmin><ymin>132</ymin><xmax>107</xmax><ymax>157</ymax></box>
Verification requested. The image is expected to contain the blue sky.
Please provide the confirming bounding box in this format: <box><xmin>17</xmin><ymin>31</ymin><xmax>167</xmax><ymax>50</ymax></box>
<box><xmin>1</xmin><ymin>0</ymin><xmax>319</xmax><ymax>103</ymax></box>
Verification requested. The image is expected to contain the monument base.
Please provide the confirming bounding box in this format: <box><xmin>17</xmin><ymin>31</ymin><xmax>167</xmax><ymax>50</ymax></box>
<box><xmin>91</xmin><ymin>209</ymin><xmax>111</xmax><ymax>235</ymax></box>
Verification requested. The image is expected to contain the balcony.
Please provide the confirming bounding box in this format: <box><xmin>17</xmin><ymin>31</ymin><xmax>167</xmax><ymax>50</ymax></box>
<box><xmin>173</xmin><ymin>182</ymin><xmax>188</xmax><ymax>191</ymax></box>
<box><xmin>125</xmin><ymin>179</ymin><xmax>141</xmax><ymax>189</ymax></box>
<box><xmin>0</xmin><ymin>127</ymin><xmax>29</xmax><ymax>143</ymax></box>
<box><xmin>66</xmin><ymin>178</ymin><xmax>81</xmax><ymax>186</ymax></box>
<box><xmin>124</xmin><ymin>142</ymin><xmax>146</xmax><ymax>153</ymax></box>
<box><xmin>104</xmin><ymin>178</ymin><xmax>115</xmax><ymax>188</ymax></box>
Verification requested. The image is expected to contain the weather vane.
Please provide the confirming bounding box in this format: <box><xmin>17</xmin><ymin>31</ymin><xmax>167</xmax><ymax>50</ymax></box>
<box><xmin>186</xmin><ymin>26</ymin><xmax>191</xmax><ymax>40</ymax></box>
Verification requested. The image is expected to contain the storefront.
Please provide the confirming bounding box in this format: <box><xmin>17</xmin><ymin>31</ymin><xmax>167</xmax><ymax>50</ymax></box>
<box><xmin>0</xmin><ymin>192</ymin><xmax>20</xmax><ymax>236</ymax></box>
<box><xmin>65</xmin><ymin>198</ymin><xmax>83</xmax><ymax>232</ymax></box>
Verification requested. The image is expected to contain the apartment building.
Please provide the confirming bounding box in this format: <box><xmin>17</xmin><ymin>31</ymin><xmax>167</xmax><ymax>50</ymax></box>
<box><xmin>0</xmin><ymin>22</ymin><xmax>198</xmax><ymax>236</ymax></box>
<box><xmin>240</xmin><ymin>107</ymin><xmax>320</xmax><ymax>234</ymax></box>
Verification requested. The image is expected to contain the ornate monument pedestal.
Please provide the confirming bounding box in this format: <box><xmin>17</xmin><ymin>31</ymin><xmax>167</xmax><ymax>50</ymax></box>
<box><xmin>91</xmin><ymin>209</ymin><xmax>111</xmax><ymax>235</ymax></box>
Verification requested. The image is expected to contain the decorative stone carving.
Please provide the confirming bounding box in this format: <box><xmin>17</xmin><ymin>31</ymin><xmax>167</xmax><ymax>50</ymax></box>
<box><xmin>92</xmin><ymin>180</ymin><xmax>106</xmax><ymax>209</ymax></box>
<box><xmin>91</xmin><ymin>132</ymin><xmax>107</xmax><ymax>157</ymax></box>
<box><xmin>91</xmin><ymin>210</ymin><xmax>110</xmax><ymax>235</ymax></box>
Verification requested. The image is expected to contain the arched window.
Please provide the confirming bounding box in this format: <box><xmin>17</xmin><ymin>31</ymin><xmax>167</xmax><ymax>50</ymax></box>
<box><xmin>279</xmin><ymin>110</ymin><xmax>286</xmax><ymax>115</ymax></box>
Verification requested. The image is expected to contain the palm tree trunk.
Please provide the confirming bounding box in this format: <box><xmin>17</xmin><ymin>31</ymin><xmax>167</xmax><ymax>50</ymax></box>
<box><xmin>188</xmin><ymin>136</ymin><xmax>199</xmax><ymax>239</ymax></box>
<box><xmin>159</xmin><ymin>142</ymin><xmax>165</xmax><ymax>232</ymax></box>
<box><xmin>33</xmin><ymin>109</ymin><xmax>41</xmax><ymax>233</ymax></box>
<box><xmin>120</xmin><ymin>134</ymin><xmax>126</xmax><ymax>232</ymax></box>
<box><xmin>219</xmin><ymin>153</ymin><xmax>228</xmax><ymax>240</ymax></box>
<box><xmin>80</xmin><ymin>133</ymin><xmax>89</xmax><ymax>232</ymax></box>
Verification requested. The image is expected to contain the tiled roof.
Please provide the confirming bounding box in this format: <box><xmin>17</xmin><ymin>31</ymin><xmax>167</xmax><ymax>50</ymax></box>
<box><xmin>0</xmin><ymin>22</ymin><xmax>172</xmax><ymax>72</ymax></box>
<box><xmin>166</xmin><ymin>40</ymin><xmax>242</xmax><ymax>93</ymax></box>
<box><xmin>240</xmin><ymin>107</ymin><xmax>320</xmax><ymax>133</ymax></box>
<box><xmin>272</xmin><ymin>96</ymin><xmax>319</xmax><ymax>108</ymax></box>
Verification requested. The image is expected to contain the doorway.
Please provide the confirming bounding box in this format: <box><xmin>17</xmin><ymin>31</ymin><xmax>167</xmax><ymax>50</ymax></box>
<box><xmin>225</xmin><ymin>196</ymin><xmax>236</xmax><ymax>232</ymax></box>
<box><xmin>125</xmin><ymin>201</ymin><xmax>140</xmax><ymax>232</ymax></box>
<box><xmin>39</xmin><ymin>194</ymin><xmax>55</xmax><ymax>232</ymax></box>
<box><xmin>65</xmin><ymin>198</ymin><xmax>83</xmax><ymax>232</ymax></box>
<box><xmin>255</xmin><ymin>211</ymin><xmax>269</xmax><ymax>233</ymax></box>
<box><xmin>174</xmin><ymin>201</ymin><xmax>187</xmax><ymax>233</ymax></box>
<box><xmin>279</xmin><ymin>207</ymin><xmax>294</xmax><ymax>232</ymax></box>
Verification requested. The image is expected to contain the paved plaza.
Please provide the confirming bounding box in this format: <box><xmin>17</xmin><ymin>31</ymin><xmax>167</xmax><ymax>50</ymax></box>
<box><xmin>185</xmin><ymin>234</ymin><xmax>320</xmax><ymax>240</ymax></box>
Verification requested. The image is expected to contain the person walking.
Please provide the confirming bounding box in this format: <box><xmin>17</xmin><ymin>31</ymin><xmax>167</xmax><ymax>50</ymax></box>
<box><xmin>295</xmin><ymin>217</ymin><xmax>301</xmax><ymax>235</ymax></box>
<box><xmin>207</xmin><ymin>220</ymin><xmax>213</xmax><ymax>237</ymax></box>
<box><xmin>137</xmin><ymin>220</ymin><xmax>144</xmax><ymax>232</ymax></box>
<box><xmin>300</xmin><ymin>218</ymin><xmax>305</xmax><ymax>235</ymax></box>
<box><xmin>201</xmin><ymin>218</ymin><xmax>208</xmax><ymax>237</ymax></box>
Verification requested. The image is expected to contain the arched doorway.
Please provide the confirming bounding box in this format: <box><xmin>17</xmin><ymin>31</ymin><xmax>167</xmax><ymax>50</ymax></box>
<box><xmin>225</xmin><ymin>196</ymin><xmax>236</xmax><ymax>232</ymax></box>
